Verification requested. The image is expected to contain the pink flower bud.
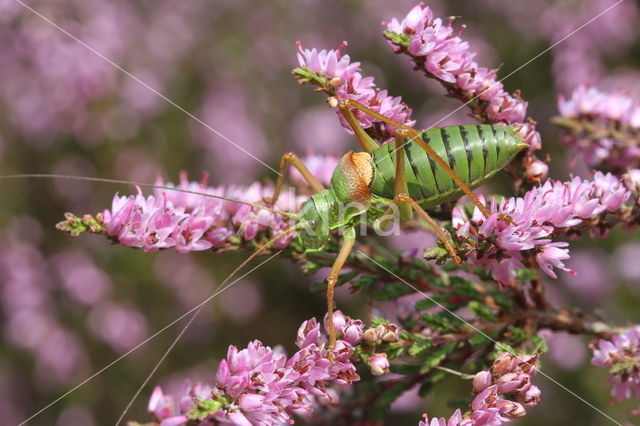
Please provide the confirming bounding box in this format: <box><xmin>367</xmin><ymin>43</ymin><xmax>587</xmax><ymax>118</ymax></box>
<box><xmin>228</xmin><ymin>411</ymin><xmax>253</xmax><ymax>426</ymax></box>
<box><xmin>239</xmin><ymin>393</ymin><xmax>266</xmax><ymax>411</ymax></box>
<box><xmin>381</xmin><ymin>324</ymin><xmax>400</xmax><ymax>342</ymax></box>
<box><xmin>343</xmin><ymin>321</ymin><xmax>364</xmax><ymax>345</ymax></box>
<box><xmin>498</xmin><ymin>400</ymin><xmax>527</xmax><ymax>418</ymax></box>
<box><xmin>525</xmin><ymin>158</ymin><xmax>548</xmax><ymax>183</ymax></box>
<box><xmin>325</xmin><ymin>310</ymin><xmax>347</xmax><ymax>334</ymax></box>
<box><xmin>472</xmin><ymin>370</ymin><xmax>493</xmax><ymax>393</ymax></box>
<box><xmin>363</xmin><ymin>327</ymin><xmax>381</xmax><ymax>343</ymax></box>
<box><xmin>368</xmin><ymin>353</ymin><xmax>390</xmax><ymax>376</ymax></box>
<box><xmin>492</xmin><ymin>353</ymin><xmax>517</xmax><ymax>376</ymax></box>
<box><xmin>517</xmin><ymin>384</ymin><xmax>542</xmax><ymax>408</ymax></box>
<box><xmin>296</xmin><ymin>318</ymin><xmax>321</xmax><ymax>349</ymax></box>
<box><xmin>495</xmin><ymin>372</ymin><xmax>528</xmax><ymax>393</ymax></box>
<box><xmin>624</xmin><ymin>169</ymin><xmax>640</xmax><ymax>194</ymax></box>
<box><xmin>215</xmin><ymin>359</ymin><xmax>231</xmax><ymax>386</ymax></box>
<box><xmin>516</xmin><ymin>354</ymin><xmax>538</xmax><ymax>374</ymax></box>
<box><xmin>226</xmin><ymin>375</ymin><xmax>248</xmax><ymax>399</ymax></box>
<box><xmin>160</xmin><ymin>416</ymin><xmax>190</xmax><ymax>426</ymax></box>
<box><xmin>147</xmin><ymin>386</ymin><xmax>165</xmax><ymax>413</ymax></box>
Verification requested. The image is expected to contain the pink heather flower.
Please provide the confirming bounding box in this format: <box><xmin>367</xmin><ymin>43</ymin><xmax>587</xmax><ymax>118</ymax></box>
<box><xmin>557</xmin><ymin>86</ymin><xmax>640</xmax><ymax>171</ymax></box>
<box><xmin>590</xmin><ymin>326</ymin><xmax>640</xmax><ymax>411</ymax></box>
<box><xmin>362</xmin><ymin>323</ymin><xmax>400</xmax><ymax>344</ymax></box>
<box><xmin>524</xmin><ymin>158</ymin><xmax>549</xmax><ymax>183</ymax></box>
<box><xmin>473</xmin><ymin>371</ymin><xmax>493</xmax><ymax>393</ymax></box>
<box><xmin>384</xmin><ymin>4</ymin><xmax>541</xmax><ymax>154</ymax></box>
<box><xmin>419</xmin><ymin>409</ymin><xmax>471</xmax><ymax>426</ymax></box>
<box><xmin>420</xmin><ymin>352</ymin><xmax>540</xmax><ymax>425</ymax></box>
<box><xmin>101</xmin><ymin>173</ymin><xmax>307</xmax><ymax>253</ymax></box>
<box><xmin>323</xmin><ymin>310</ymin><xmax>364</xmax><ymax>346</ymax></box>
<box><xmin>148</xmin><ymin>314</ymin><xmax>362</xmax><ymax>425</ymax></box>
<box><xmin>368</xmin><ymin>353</ymin><xmax>390</xmax><ymax>376</ymax></box>
<box><xmin>296</xmin><ymin>42</ymin><xmax>414</xmax><ymax>137</ymax></box>
<box><xmin>452</xmin><ymin>172</ymin><xmax>631</xmax><ymax>285</ymax></box>
<box><xmin>147</xmin><ymin>381</ymin><xmax>210</xmax><ymax>426</ymax></box>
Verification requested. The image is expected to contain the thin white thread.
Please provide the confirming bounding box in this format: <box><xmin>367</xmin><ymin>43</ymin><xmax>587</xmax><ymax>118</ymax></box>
<box><xmin>13</xmin><ymin>0</ymin><xmax>282</xmax><ymax>177</ymax></box>
<box><xmin>0</xmin><ymin>173</ymin><xmax>296</xmax><ymax>218</ymax></box>
<box><xmin>358</xmin><ymin>250</ymin><xmax>623</xmax><ymax>426</ymax></box>
<box><xmin>18</xmin><ymin>251</ymin><xmax>282</xmax><ymax>426</ymax></box>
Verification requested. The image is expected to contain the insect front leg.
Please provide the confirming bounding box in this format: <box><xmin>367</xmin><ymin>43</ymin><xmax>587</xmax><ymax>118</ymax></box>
<box><xmin>332</xmin><ymin>98</ymin><xmax>380</xmax><ymax>153</ymax></box>
<box><xmin>325</xmin><ymin>226</ymin><xmax>356</xmax><ymax>353</ymax></box>
<box><xmin>263</xmin><ymin>152</ymin><xmax>325</xmax><ymax>205</ymax></box>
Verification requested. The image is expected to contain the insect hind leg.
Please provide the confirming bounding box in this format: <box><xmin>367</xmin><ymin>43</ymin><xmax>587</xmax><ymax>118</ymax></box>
<box><xmin>337</xmin><ymin>98</ymin><xmax>495</xmax><ymax>220</ymax></box>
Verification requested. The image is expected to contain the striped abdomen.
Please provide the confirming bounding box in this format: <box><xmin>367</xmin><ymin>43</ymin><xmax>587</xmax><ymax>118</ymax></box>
<box><xmin>370</xmin><ymin>124</ymin><xmax>526</xmax><ymax>208</ymax></box>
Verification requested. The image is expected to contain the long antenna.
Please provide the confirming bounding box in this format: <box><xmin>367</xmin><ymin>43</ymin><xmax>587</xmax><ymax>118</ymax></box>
<box><xmin>114</xmin><ymin>223</ymin><xmax>303</xmax><ymax>425</ymax></box>
<box><xmin>0</xmin><ymin>173</ymin><xmax>297</xmax><ymax>218</ymax></box>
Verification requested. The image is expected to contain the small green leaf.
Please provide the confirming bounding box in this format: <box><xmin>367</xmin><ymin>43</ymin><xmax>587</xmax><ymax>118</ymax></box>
<box><xmin>420</xmin><ymin>312</ymin><xmax>458</xmax><ymax>332</ymax></box>
<box><xmin>531</xmin><ymin>334</ymin><xmax>549</xmax><ymax>353</ymax></box>
<box><xmin>370</xmin><ymin>317</ymin><xmax>391</xmax><ymax>327</ymax></box>
<box><xmin>469</xmin><ymin>332</ymin><xmax>491</xmax><ymax>347</ymax></box>
<box><xmin>451</xmin><ymin>277</ymin><xmax>482</xmax><ymax>299</ymax></box>
<box><xmin>415</xmin><ymin>294</ymin><xmax>449</xmax><ymax>310</ymax></box>
<box><xmin>515</xmin><ymin>268</ymin><xmax>538</xmax><ymax>281</ymax></box>
<box><xmin>507</xmin><ymin>326</ymin><xmax>527</xmax><ymax>343</ymax></box>
<box><xmin>491</xmin><ymin>291</ymin><xmax>514</xmax><ymax>313</ymax></box>
<box><xmin>409</xmin><ymin>339</ymin><xmax>432</xmax><ymax>356</ymax></box>
<box><xmin>421</xmin><ymin>342</ymin><xmax>456</xmax><ymax>371</ymax></box>
<box><xmin>187</xmin><ymin>398</ymin><xmax>224</xmax><ymax>421</ymax></box>
<box><xmin>468</xmin><ymin>301</ymin><xmax>497</xmax><ymax>322</ymax></box>
<box><xmin>494</xmin><ymin>342</ymin><xmax>517</xmax><ymax>356</ymax></box>
<box><xmin>382</xmin><ymin>30</ymin><xmax>411</xmax><ymax>47</ymax></box>
<box><xmin>373</xmin><ymin>281</ymin><xmax>416</xmax><ymax>301</ymax></box>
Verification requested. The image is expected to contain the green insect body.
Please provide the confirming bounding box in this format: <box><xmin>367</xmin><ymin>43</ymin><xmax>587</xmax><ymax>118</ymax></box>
<box><xmin>297</xmin><ymin>124</ymin><xmax>527</xmax><ymax>251</ymax></box>
<box><xmin>371</xmin><ymin>124</ymin><xmax>526</xmax><ymax>207</ymax></box>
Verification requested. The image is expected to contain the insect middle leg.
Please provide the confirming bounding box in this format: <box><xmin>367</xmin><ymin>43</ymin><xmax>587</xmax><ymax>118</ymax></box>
<box><xmin>395</xmin><ymin>194</ymin><xmax>462</xmax><ymax>265</ymax></box>
<box><xmin>336</xmin><ymin>98</ymin><xmax>495</xmax><ymax>220</ymax></box>
<box><xmin>263</xmin><ymin>152</ymin><xmax>325</xmax><ymax>205</ymax></box>
<box><xmin>390</xmin><ymin>135</ymin><xmax>462</xmax><ymax>264</ymax></box>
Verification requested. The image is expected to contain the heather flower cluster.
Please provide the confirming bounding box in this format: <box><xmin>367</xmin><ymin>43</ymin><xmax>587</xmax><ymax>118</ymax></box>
<box><xmin>60</xmin><ymin>172</ymin><xmax>307</xmax><ymax>253</ymax></box>
<box><xmin>147</xmin><ymin>311</ymin><xmax>363</xmax><ymax>425</ymax></box>
<box><xmin>421</xmin><ymin>353</ymin><xmax>541</xmax><ymax>425</ymax></box>
<box><xmin>452</xmin><ymin>172</ymin><xmax>632</xmax><ymax>285</ymax></box>
<box><xmin>383</xmin><ymin>4</ymin><xmax>542</xmax><ymax>158</ymax></box>
<box><xmin>591</xmin><ymin>326</ymin><xmax>640</xmax><ymax>413</ymax></box>
<box><xmin>556</xmin><ymin>86</ymin><xmax>640</xmax><ymax>172</ymax></box>
<box><xmin>295</xmin><ymin>42</ymin><xmax>415</xmax><ymax>139</ymax></box>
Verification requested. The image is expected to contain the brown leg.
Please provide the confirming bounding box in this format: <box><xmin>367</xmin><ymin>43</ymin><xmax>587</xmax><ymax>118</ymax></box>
<box><xmin>333</xmin><ymin>99</ymin><xmax>380</xmax><ymax>153</ymax></box>
<box><xmin>326</xmin><ymin>227</ymin><xmax>356</xmax><ymax>351</ymax></box>
<box><xmin>263</xmin><ymin>152</ymin><xmax>325</xmax><ymax>205</ymax></box>
<box><xmin>339</xmin><ymin>98</ymin><xmax>493</xmax><ymax>219</ymax></box>
<box><xmin>396</xmin><ymin>194</ymin><xmax>462</xmax><ymax>265</ymax></box>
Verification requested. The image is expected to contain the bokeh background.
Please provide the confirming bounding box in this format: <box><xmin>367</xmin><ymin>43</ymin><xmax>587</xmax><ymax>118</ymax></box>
<box><xmin>1</xmin><ymin>0</ymin><xmax>639</xmax><ymax>424</ymax></box>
